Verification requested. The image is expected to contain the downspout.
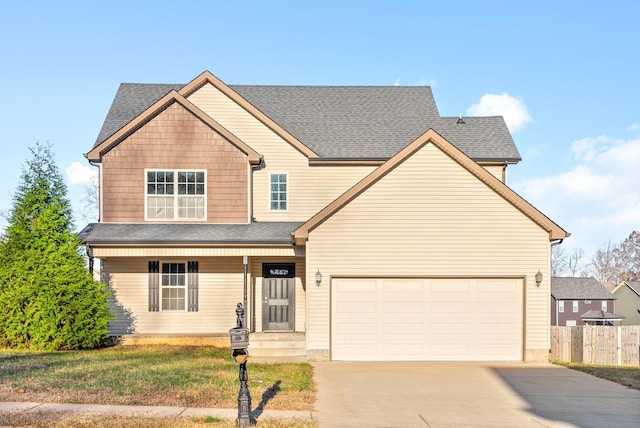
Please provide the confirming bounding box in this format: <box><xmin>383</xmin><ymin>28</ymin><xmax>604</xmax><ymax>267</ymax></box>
<box><xmin>249</xmin><ymin>157</ymin><xmax>264</xmax><ymax>222</ymax></box>
<box><xmin>550</xmin><ymin>237</ymin><xmax>567</xmax><ymax>326</ymax></box>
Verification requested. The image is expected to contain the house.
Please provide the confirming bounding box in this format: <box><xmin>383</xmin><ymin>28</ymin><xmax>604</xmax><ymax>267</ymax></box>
<box><xmin>612</xmin><ymin>281</ymin><xmax>640</xmax><ymax>325</ymax></box>
<box><xmin>80</xmin><ymin>70</ymin><xmax>569</xmax><ymax>362</ymax></box>
<box><xmin>551</xmin><ymin>277</ymin><xmax>624</xmax><ymax>326</ymax></box>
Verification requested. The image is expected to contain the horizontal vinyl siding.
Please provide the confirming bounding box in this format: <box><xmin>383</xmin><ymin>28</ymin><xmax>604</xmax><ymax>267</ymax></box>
<box><xmin>482</xmin><ymin>165</ymin><xmax>504</xmax><ymax>182</ymax></box>
<box><xmin>104</xmin><ymin>257</ymin><xmax>244</xmax><ymax>335</ymax></box>
<box><xmin>614</xmin><ymin>287</ymin><xmax>640</xmax><ymax>325</ymax></box>
<box><xmin>188</xmin><ymin>84</ymin><xmax>374</xmax><ymax>221</ymax></box>
<box><xmin>305</xmin><ymin>143</ymin><xmax>551</xmax><ymax>355</ymax></box>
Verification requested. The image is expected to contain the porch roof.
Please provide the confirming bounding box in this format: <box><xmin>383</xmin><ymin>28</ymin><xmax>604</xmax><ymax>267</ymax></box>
<box><xmin>79</xmin><ymin>222</ymin><xmax>303</xmax><ymax>245</ymax></box>
<box><xmin>580</xmin><ymin>310</ymin><xmax>625</xmax><ymax>321</ymax></box>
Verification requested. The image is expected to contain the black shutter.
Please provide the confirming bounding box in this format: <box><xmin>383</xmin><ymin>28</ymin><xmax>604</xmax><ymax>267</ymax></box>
<box><xmin>188</xmin><ymin>261</ymin><xmax>199</xmax><ymax>312</ymax></box>
<box><xmin>148</xmin><ymin>261</ymin><xmax>160</xmax><ymax>312</ymax></box>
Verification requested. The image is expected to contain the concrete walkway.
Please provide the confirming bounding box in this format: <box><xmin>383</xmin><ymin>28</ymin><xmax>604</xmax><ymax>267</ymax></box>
<box><xmin>312</xmin><ymin>361</ymin><xmax>640</xmax><ymax>428</ymax></box>
<box><xmin>0</xmin><ymin>401</ymin><xmax>313</xmax><ymax>421</ymax></box>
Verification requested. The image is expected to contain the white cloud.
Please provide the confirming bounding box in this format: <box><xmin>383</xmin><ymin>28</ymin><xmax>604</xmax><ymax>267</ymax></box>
<box><xmin>417</xmin><ymin>78</ymin><xmax>437</xmax><ymax>87</ymax></box>
<box><xmin>393</xmin><ymin>78</ymin><xmax>401</xmax><ymax>86</ymax></box>
<box><xmin>626</xmin><ymin>123</ymin><xmax>640</xmax><ymax>131</ymax></box>
<box><xmin>513</xmin><ymin>135</ymin><xmax>640</xmax><ymax>259</ymax></box>
<box><xmin>65</xmin><ymin>162</ymin><xmax>97</xmax><ymax>185</ymax></box>
<box><xmin>467</xmin><ymin>93</ymin><xmax>533</xmax><ymax>133</ymax></box>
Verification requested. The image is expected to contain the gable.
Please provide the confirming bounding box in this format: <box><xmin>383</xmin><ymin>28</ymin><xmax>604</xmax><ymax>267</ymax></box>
<box><xmin>86</xmin><ymin>90</ymin><xmax>261</xmax><ymax>164</ymax></box>
<box><xmin>293</xmin><ymin>129</ymin><xmax>567</xmax><ymax>243</ymax></box>
<box><xmin>99</xmin><ymin>101</ymin><xmax>251</xmax><ymax>223</ymax></box>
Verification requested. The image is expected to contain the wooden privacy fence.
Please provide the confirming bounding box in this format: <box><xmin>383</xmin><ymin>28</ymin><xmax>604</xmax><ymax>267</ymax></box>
<box><xmin>551</xmin><ymin>325</ymin><xmax>640</xmax><ymax>367</ymax></box>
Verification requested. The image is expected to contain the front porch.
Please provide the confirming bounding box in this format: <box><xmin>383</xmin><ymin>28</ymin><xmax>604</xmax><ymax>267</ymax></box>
<box><xmin>116</xmin><ymin>332</ymin><xmax>307</xmax><ymax>361</ymax></box>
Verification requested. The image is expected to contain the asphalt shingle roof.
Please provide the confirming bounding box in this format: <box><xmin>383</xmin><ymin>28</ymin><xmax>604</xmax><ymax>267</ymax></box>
<box><xmin>551</xmin><ymin>277</ymin><xmax>615</xmax><ymax>300</ymax></box>
<box><xmin>78</xmin><ymin>222</ymin><xmax>303</xmax><ymax>245</ymax></box>
<box><xmin>623</xmin><ymin>281</ymin><xmax>640</xmax><ymax>296</ymax></box>
<box><xmin>94</xmin><ymin>82</ymin><xmax>521</xmax><ymax>162</ymax></box>
<box><xmin>580</xmin><ymin>310</ymin><xmax>625</xmax><ymax>321</ymax></box>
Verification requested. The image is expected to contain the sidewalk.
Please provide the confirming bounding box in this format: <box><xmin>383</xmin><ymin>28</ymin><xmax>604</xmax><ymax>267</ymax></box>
<box><xmin>0</xmin><ymin>401</ymin><xmax>314</xmax><ymax>421</ymax></box>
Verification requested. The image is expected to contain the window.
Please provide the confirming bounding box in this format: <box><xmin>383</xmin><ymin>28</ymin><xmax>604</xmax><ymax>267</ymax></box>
<box><xmin>146</xmin><ymin>170</ymin><xmax>206</xmax><ymax>220</ymax></box>
<box><xmin>148</xmin><ymin>261</ymin><xmax>198</xmax><ymax>312</ymax></box>
<box><xmin>601</xmin><ymin>301</ymin><xmax>608</xmax><ymax>311</ymax></box>
<box><xmin>558</xmin><ymin>301</ymin><xmax>564</xmax><ymax>313</ymax></box>
<box><xmin>270</xmin><ymin>173</ymin><xmax>287</xmax><ymax>210</ymax></box>
<box><xmin>573</xmin><ymin>300</ymin><xmax>579</xmax><ymax>313</ymax></box>
<box><xmin>162</xmin><ymin>263</ymin><xmax>186</xmax><ymax>310</ymax></box>
<box><xmin>566</xmin><ymin>320</ymin><xmax>577</xmax><ymax>327</ymax></box>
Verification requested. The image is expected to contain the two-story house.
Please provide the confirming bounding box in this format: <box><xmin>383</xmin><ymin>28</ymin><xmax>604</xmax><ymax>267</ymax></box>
<box><xmin>612</xmin><ymin>281</ymin><xmax>640</xmax><ymax>325</ymax></box>
<box><xmin>80</xmin><ymin>70</ymin><xmax>568</xmax><ymax>362</ymax></box>
<box><xmin>551</xmin><ymin>277</ymin><xmax>623</xmax><ymax>326</ymax></box>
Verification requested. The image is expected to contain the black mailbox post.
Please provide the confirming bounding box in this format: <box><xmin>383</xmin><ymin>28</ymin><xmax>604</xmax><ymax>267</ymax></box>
<box><xmin>229</xmin><ymin>303</ymin><xmax>252</xmax><ymax>425</ymax></box>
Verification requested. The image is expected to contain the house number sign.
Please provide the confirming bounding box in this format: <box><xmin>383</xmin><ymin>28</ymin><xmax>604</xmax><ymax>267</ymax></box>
<box><xmin>263</xmin><ymin>263</ymin><xmax>295</xmax><ymax>278</ymax></box>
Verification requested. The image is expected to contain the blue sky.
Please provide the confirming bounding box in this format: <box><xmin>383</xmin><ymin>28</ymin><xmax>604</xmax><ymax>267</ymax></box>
<box><xmin>0</xmin><ymin>1</ymin><xmax>638</xmax><ymax>266</ymax></box>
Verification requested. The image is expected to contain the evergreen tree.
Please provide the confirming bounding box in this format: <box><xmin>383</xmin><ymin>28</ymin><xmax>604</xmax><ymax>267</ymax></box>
<box><xmin>0</xmin><ymin>142</ymin><xmax>111</xmax><ymax>350</ymax></box>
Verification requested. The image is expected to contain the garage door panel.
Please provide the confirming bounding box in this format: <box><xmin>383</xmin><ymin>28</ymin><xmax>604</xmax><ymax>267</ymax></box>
<box><xmin>332</xmin><ymin>278</ymin><xmax>523</xmax><ymax>361</ymax></box>
<box><xmin>430</xmin><ymin>302</ymin><xmax>470</xmax><ymax>313</ymax></box>
<box><xmin>382</xmin><ymin>322</ymin><xmax>425</xmax><ymax>335</ymax></box>
<box><xmin>476</xmin><ymin>301</ymin><xmax>517</xmax><ymax>313</ymax></box>
<box><xmin>429</xmin><ymin>281</ymin><xmax>472</xmax><ymax>294</ymax></box>
<box><xmin>336</xmin><ymin>301</ymin><xmax>377</xmax><ymax>313</ymax></box>
<box><xmin>433</xmin><ymin>322</ymin><xmax>470</xmax><ymax>335</ymax></box>
<box><xmin>382</xmin><ymin>280</ymin><xmax>425</xmax><ymax>293</ymax></box>
<box><xmin>336</xmin><ymin>322</ymin><xmax>377</xmax><ymax>335</ymax></box>
<box><xmin>383</xmin><ymin>301</ymin><xmax>424</xmax><ymax>313</ymax></box>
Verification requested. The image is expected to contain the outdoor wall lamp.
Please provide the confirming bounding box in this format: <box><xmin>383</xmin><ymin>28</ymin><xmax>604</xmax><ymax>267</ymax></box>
<box><xmin>315</xmin><ymin>270</ymin><xmax>322</xmax><ymax>287</ymax></box>
<box><xmin>535</xmin><ymin>270</ymin><xmax>543</xmax><ymax>287</ymax></box>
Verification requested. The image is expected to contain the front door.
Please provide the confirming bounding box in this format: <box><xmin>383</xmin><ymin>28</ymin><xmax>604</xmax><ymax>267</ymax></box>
<box><xmin>262</xmin><ymin>263</ymin><xmax>295</xmax><ymax>331</ymax></box>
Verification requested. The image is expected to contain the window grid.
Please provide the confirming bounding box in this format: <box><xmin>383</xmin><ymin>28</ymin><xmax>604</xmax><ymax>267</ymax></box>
<box><xmin>146</xmin><ymin>170</ymin><xmax>205</xmax><ymax>220</ymax></box>
<box><xmin>161</xmin><ymin>263</ymin><xmax>186</xmax><ymax>311</ymax></box>
<box><xmin>270</xmin><ymin>173</ymin><xmax>287</xmax><ymax>210</ymax></box>
<box><xmin>572</xmin><ymin>300</ymin><xmax>579</xmax><ymax>313</ymax></box>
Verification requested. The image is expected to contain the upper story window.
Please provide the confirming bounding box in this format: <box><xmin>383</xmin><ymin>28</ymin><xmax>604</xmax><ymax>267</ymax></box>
<box><xmin>572</xmin><ymin>300</ymin><xmax>579</xmax><ymax>313</ymax></box>
<box><xmin>601</xmin><ymin>301</ymin><xmax>608</xmax><ymax>311</ymax></box>
<box><xmin>146</xmin><ymin>170</ymin><xmax>206</xmax><ymax>220</ymax></box>
<box><xmin>270</xmin><ymin>173</ymin><xmax>287</xmax><ymax>210</ymax></box>
<box><xmin>558</xmin><ymin>301</ymin><xmax>564</xmax><ymax>313</ymax></box>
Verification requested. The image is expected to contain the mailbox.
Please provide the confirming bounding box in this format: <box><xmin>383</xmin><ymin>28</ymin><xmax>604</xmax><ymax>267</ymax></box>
<box><xmin>229</xmin><ymin>326</ymin><xmax>249</xmax><ymax>350</ymax></box>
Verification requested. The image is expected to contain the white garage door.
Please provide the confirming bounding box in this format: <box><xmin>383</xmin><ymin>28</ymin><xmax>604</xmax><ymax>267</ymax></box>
<box><xmin>332</xmin><ymin>278</ymin><xmax>523</xmax><ymax>361</ymax></box>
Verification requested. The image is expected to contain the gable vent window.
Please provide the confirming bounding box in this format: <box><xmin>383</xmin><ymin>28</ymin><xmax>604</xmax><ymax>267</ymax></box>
<box><xmin>270</xmin><ymin>173</ymin><xmax>287</xmax><ymax>210</ymax></box>
<box><xmin>146</xmin><ymin>170</ymin><xmax>206</xmax><ymax>220</ymax></box>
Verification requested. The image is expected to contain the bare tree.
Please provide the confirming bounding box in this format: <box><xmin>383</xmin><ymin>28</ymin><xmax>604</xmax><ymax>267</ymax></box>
<box><xmin>588</xmin><ymin>240</ymin><xmax>619</xmax><ymax>283</ymax></box>
<box><xmin>551</xmin><ymin>245</ymin><xmax>567</xmax><ymax>276</ymax></box>
<box><xmin>77</xmin><ymin>174</ymin><xmax>99</xmax><ymax>224</ymax></box>
<box><xmin>567</xmin><ymin>247</ymin><xmax>585</xmax><ymax>277</ymax></box>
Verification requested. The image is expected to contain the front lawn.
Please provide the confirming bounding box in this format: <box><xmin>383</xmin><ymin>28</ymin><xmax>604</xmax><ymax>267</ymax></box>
<box><xmin>0</xmin><ymin>345</ymin><xmax>315</xmax><ymax>410</ymax></box>
<box><xmin>555</xmin><ymin>362</ymin><xmax>640</xmax><ymax>390</ymax></box>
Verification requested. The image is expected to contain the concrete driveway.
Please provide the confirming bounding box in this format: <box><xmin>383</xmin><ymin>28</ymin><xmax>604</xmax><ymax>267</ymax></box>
<box><xmin>312</xmin><ymin>362</ymin><xmax>640</xmax><ymax>428</ymax></box>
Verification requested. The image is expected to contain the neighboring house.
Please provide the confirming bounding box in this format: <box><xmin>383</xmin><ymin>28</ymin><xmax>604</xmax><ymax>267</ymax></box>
<box><xmin>551</xmin><ymin>277</ymin><xmax>624</xmax><ymax>326</ymax></box>
<box><xmin>612</xmin><ymin>281</ymin><xmax>640</xmax><ymax>325</ymax></box>
<box><xmin>80</xmin><ymin>70</ymin><xmax>568</xmax><ymax>362</ymax></box>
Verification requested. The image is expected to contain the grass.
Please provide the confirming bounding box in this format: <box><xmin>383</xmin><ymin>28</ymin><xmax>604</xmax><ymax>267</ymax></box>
<box><xmin>555</xmin><ymin>362</ymin><xmax>640</xmax><ymax>390</ymax></box>
<box><xmin>0</xmin><ymin>412</ymin><xmax>318</xmax><ymax>427</ymax></box>
<box><xmin>0</xmin><ymin>345</ymin><xmax>315</xmax><ymax>410</ymax></box>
